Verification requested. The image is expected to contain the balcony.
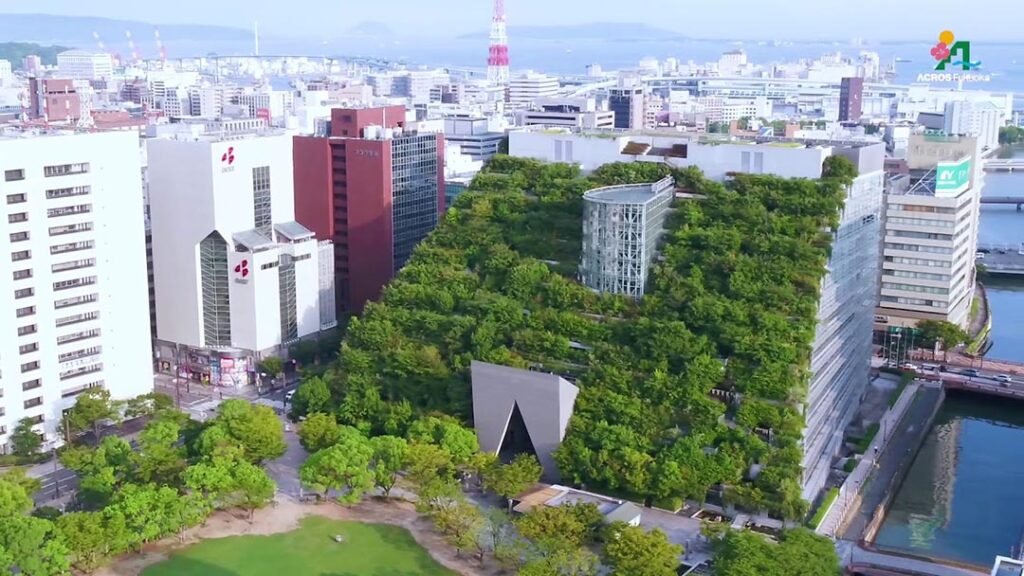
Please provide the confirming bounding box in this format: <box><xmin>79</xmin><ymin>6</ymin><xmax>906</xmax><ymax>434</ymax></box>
<box><xmin>51</xmin><ymin>240</ymin><xmax>95</xmax><ymax>255</ymax></box>
<box><xmin>60</xmin><ymin>363</ymin><xmax>103</xmax><ymax>381</ymax></box>
<box><xmin>55</xmin><ymin>311</ymin><xmax>100</xmax><ymax>327</ymax></box>
<box><xmin>58</xmin><ymin>346</ymin><xmax>102</xmax><ymax>363</ymax></box>
<box><xmin>47</xmin><ymin>204</ymin><xmax>92</xmax><ymax>219</ymax></box>
<box><xmin>46</xmin><ymin>186</ymin><xmax>91</xmax><ymax>200</ymax></box>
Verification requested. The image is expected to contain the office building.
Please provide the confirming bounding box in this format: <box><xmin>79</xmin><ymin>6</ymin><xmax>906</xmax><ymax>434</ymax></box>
<box><xmin>839</xmin><ymin>77</ymin><xmax>864</xmax><ymax>122</ymax></box>
<box><xmin>609</xmin><ymin>86</ymin><xmax>646</xmax><ymax>130</ymax></box>
<box><xmin>0</xmin><ymin>60</ymin><xmax>11</xmax><ymax>83</ymax></box>
<box><xmin>519</xmin><ymin>97</ymin><xmax>615</xmax><ymax>130</ymax></box>
<box><xmin>293</xmin><ymin>106</ymin><xmax>445</xmax><ymax>313</ymax></box>
<box><xmin>443</xmin><ymin>117</ymin><xmax>506</xmax><ymax>162</ymax></box>
<box><xmin>22</xmin><ymin>55</ymin><xmax>42</xmax><ymax>74</ymax></box>
<box><xmin>28</xmin><ymin>79</ymin><xmax>82</xmax><ymax>123</ymax></box>
<box><xmin>56</xmin><ymin>50</ymin><xmax>114</xmax><ymax>80</ymax></box>
<box><xmin>0</xmin><ymin>130</ymin><xmax>153</xmax><ymax>447</ymax></box>
<box><xmin>943</xmin><ymin>100</ymin><xmax>1001</xmax><ymax>151</ymax></box>
<box><xmin>580</xmin><ymin>177</ymin><xmax>674</xmax><ymax>299</ymax></box>
<box><xmin>876</xmin><ymin>135</ymin><xmax>982</xmax><ymax>331</ymax></box>
<box><xmin>511</xmin><ymin>128</ymin><xmax>886</xmax><ymax>500</ymax></box>
<box><xmin>508</xmin><ymin>73</ymin><xmax>560</xmax><ymax>108</ymax></box>
<box><xmin>148</xmin><ymin>131</ymin><xmax>333</xmax><ymax>385</ymax></box>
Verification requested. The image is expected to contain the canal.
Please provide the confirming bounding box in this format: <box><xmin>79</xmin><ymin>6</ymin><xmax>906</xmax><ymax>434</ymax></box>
<box><xmin>872</xmin><ymin>151</ymin><xmax>1024</xmax><ymax>567</ymax></box>
<box><xmin>874</xmin><ymin>392</ymin><xmax>1024</xmax><ymax>567</ymax></box>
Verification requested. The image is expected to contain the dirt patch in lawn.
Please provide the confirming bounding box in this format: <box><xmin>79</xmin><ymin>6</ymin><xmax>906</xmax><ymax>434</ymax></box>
<box><xmin>96</xmin><ymin>497</ymin><xmax>505</xmax><ymax>576</ymax></box>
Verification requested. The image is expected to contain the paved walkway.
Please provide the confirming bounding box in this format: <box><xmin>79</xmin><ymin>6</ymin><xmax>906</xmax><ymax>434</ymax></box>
<box><xmin>816</xmin><ymin>380</ymin><xmax>920</xmax><ymax>537</ymax></box>
<box><xmin>840</xmin><ymin>385</ymin><xmax>943</xmax><ymax>541</ymax></box>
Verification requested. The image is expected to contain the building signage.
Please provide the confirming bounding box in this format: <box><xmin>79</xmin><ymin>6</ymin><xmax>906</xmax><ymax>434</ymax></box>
<box><xmin>935</xmin><ymin>158</ymin><xmax>971</xmax><ymax>194</ymax></box>
<box><xmin>917</xmin><ymin>30</ymin><xmax>990</xmax><ymax>83</ymax></box>
<box><xmin>220</xmin><ymin>146</ymin><xmax>236</xmax><ymax>173</ymax></box>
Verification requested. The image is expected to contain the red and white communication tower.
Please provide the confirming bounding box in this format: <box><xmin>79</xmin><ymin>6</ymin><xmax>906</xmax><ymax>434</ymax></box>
<box><xmin>487</xmin><ymin>0</ymin><xmax>509</xmax><ymax>86</ymax></box>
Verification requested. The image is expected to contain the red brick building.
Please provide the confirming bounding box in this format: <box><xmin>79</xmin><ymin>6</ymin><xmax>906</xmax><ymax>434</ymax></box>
<box><xmin>28</xmin><ymin>78</ymin><xmax>81</xmax><ymax>123</ymax></box>
<box><xmin>293</xmin><ymin>107</ymin><xmax>445</xmax><ymax>314</ymax></box>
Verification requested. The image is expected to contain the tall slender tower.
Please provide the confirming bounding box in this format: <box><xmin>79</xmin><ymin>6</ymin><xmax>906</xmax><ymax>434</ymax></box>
<box><xmin>487</xmin><ymin>0</ymin><xmax>509</xmax><ymax>85</ymax></box>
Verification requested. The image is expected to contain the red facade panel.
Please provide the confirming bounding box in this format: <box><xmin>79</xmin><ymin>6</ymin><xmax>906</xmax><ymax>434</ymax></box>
<box><xmin>330</xmin><ymin>106</ymin><xmax>407</xmax><ymax>138</ymax></box>
<box><xmin>292</xmin><ymin>136</ymin><xmax>335</xmax><ymax>241</ymax></box>
<box><xmin>343</xmin><ymin>139</ymin><xmax>393</xmax><ymax>313</ymax></box>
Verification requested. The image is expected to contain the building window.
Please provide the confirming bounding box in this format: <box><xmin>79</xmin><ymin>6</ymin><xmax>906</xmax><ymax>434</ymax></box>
<box><xmin>22</xmin><ymin>379</ymin><xmax>42</xmax><ymax>392</ymax></box>
<box><xmin>260</xmin><ymin>261</ymin><xmax>279</xmax><ymax>270</ymax></box>
<box><xmin>52</xmin><ymin>258</ymin><xmax>96</xmax><ymax>273</ymax></box>
<box><xmin>17</xmin><ymin>325</ymin><xmax>37</xmax><ymax>336</ymax></box>
<box><xmin>16</xmin><ymin>306</ymin><xmax>35</xmax><ymax>318</ymax></box>
<box><xmin>14</xmin><ymin>287</ymin><xmax>34</xmax><ymax>299</ymax></box>
<box><xmin>60</xmin><ymin>363</ymin><xmax>102</xmax><ymax>381</ymax></box>
<box><xmin>6</xmin><ymin>193</ymin><xmax>26</xmax><ymax>204</ymax></box>
<box><xmin>58</xmin><ymin>346</ymin><xmax>101</xmax><ymax>363</ymax></box>
<box><xmin>200</xmin><ymin>232</ymin><xmax>232</xmax><ymax>347</ymax></box>
<box><xmin>54</xmin><ymin>293</ymin><xmax>99</xmax><ymax>309</ymax></box>
<box><xmin>46</xmin><ymin>185</ymin><xmax>90</xmax><ymax>199</ymax></box>
<box><xmin>55</xmin><ymin>311</ymin><xmax>100</xmax><ymax>327</ymax></box>
<box><xmin>57</xmin><ymin>329</ymin><xmax>101</xmax><ymax>345</ymax></box>
<box><xmin>53</xmin><ymin>276</ymin><xmax>97</xmax><ymax>291</ymax></box>
<box><xmin>279</xmin><ymin>254</ymin><xmax>298</xmax><ymax>342</ymax></box>
<box><xmin>10</xmin><ymin>231</ymin><xmax>29</xmax><ymax>243</ymax></box>
<box><xmin>49</xmin><ymin>222</ymin><xmax>93</xmax><ymax>236</ymax></box>
<box><xmin>23</xmin><ymin>397</ymin><xmax>43</xmax><ymax>409</ymax></box>
<box><xmin>11</xmin><ymin>250</ymin><xmax>31</xmax><ymax>261</ymax></box>
<box><xmin>19</xmin><ymin>343</ymin><xmax>38</xmax><ymax>355</ymax></box>
<box><xmin>47</xmin><ymin>204</ymin><xmax>92</xmax><ymax>218</ymax></box>
<box><xmin>21</xmin><ymin>361</ymin><xmax>40</xmax><ymax>373</ymax></box>
<box><xmin>252</xmin><ymin>166</ymin><xmax>272</xmax><ymax>237</ymax></box>
<box><xmin>8</xmin><ymin>213</ymin><xmax>28</xmax><ymax>224</ymax></box>
<box><xmin>13</xmin><ymin>269</ymin><xmax>32</xmax><ymax>280</ymax></box>
<box><xmin>51</xmin><ymin>240</ymin><xmax>94</xmax><ymax>255</ymax></box>
<box><xmin>44</xmin><ymin>163</ymin><xmax>90</xmax><ymax>177</ymax></box>
<box><xmin>4</xmin><ymin>169</ymin><xmax>25</xmax><ymax>181</ymax></box>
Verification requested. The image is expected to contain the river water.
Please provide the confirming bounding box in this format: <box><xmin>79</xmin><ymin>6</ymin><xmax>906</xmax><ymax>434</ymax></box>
<box><xmin>872</xmin><ymin>150</ymin><xmax>1024</xmax><ymax>567</ymax></box>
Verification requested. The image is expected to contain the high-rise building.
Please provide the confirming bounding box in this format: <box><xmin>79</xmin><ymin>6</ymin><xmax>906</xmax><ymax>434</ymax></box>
<box><xmin>56</xmin><ymin>50</ymin><xmax>114</xmax><ymax>80</ymax></box>
<box><xmin>508</xmin><ymin>73</ymin><xmax>560</xmax><ymax>108</ymax></box>
<box><xmin>580</xmin><ymin>177</ymin><xmax>674</xmax><ymax>299</ymax></box>
<box><xmin>839</xmin><ymin>76</ymin><xmax>864</xmax><ymax>122</ymax></box>
<box><xmin>943</xmin><ymin>100</ymin><xmax>1001</xmax><ymax>151</ymax></box>
<box><xmin>293</xmin><ymin>107</ymin><xmax>445</xmax><ymax>313</ymax></box>
<box><xmin>0</xmin><ymin>130</ymin><xmax>153</xmax><ymax>447</ymax></box>
<box><xmin>876</xmin><ymin>135</ymin><xmax>982</xmax><ymax>332</ymax></box>
<box><xmin>510</xmin><ymin>128</ymin><xmax>886</xmax><ymax>500</ymax></box>
<box><xmin>148</xmin><ymin>131</ymin><xmax>334</xmax><ymax>385</ymax></box>
<box><xmin>608</xmin><ymin>86</ymin><xmax>645</xmax><ymax>130</ymax></box>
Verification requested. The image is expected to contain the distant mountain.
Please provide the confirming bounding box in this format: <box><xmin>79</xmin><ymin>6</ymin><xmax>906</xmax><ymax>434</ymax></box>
<box><xmin>347</xmin><ymin>21</ymin><xmax>395</xmax><ymax>38</ymax></box>
<box><xmin>0</xmin><ymin>42</ymin><xmax>69</xmax><ymax>67</ymax></box>
<box><xmin>458</xmin><ymin>22</ymin><xmax>686</xmax><ymax>42</ymax></box>
<box><xmin>0</xmin><ymin>14</ymin><xmax>252</xmax><ymax>48</ymax></box>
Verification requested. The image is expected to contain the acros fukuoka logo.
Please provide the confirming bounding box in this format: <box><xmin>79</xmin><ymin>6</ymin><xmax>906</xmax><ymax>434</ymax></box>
<box><xmin>918</xmin><ymin>30</ymin><xmax>990</xmax><ymax>83</ymax></box>
<box><xmin>234</xmin><ymin>259</ymin><xmax>249</xmax><ymax>279</ymax></box>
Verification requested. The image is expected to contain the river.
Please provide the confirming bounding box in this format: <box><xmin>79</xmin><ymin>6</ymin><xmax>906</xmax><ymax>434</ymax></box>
<box><xmin>870</xmin><ymin>153</ymin><xmax>1024</xmax><ymax>567</ymax></box>
<box><xmin>979</xmin><ymin>146</ymin><xmax>1024</xmax><ymax>362</ymax></box>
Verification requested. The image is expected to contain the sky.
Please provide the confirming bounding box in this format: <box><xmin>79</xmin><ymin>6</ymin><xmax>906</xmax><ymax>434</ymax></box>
<box><xmin>1</xmin><ymin>0</ymin><xmax>1021</xmax><ymax>41</ymax></box>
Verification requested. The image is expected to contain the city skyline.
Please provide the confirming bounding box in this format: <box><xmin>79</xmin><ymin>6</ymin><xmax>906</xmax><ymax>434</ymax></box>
<box><xmin>1</xmin><ymin>0</ymin><xmax>1022</xmax><ymax>41</ymax></box>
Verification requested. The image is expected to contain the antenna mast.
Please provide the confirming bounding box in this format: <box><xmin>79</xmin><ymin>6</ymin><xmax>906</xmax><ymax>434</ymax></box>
<box><xmin>487</xmin><ymin>0</ymin><xmax>509</xmax><ymax>86</ymax></box>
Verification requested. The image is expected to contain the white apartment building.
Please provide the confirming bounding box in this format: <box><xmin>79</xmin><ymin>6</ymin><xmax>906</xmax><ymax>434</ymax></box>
<box><xmin>0</xmin><ymin>60</ymin><xmax>12</xmax><ymax>84</ymax></box>
<box><xmin>944</xmin><ymin>100</ymin><xmax>1001</xmax><ymax>152</ymax></box>
<box><xmin>56</xmin><ymin>50</ymin><xmax>114</xmax><ymax>80</ymax></box>
<box><xmin>508</xmin><ymin>73</ymin><xmax>560</xmax><ymax>108</ymax></box>
<box><xmin>511</xmin><ymin>128</ymin><xmax>885</xmax><ymax>501</ymax></box>
<box><xmin>876</xmin><ymin>135</ymin><xmax>982</xmax><ymax>331</ymax></box>
<box><xmin>188</xmin><ymin>86</ymin><xmax>227</xmax><ymax>119</ymax></box>
<box><xmin>519</xmin><ymin>97</ymin><xmax>615</xmax><ymax>129</ymax></box>
<box><xmin>0</xmin><ymin>130</ymin><xmax>153</xmax><ymax>447</ymax></box>
<box><xmin>697</xmin><ymin>96</ymin><xmax>771</xmax><ymax>124</ymax></box>
<box><xmin>148</xmin><ymin>132</ymin><xmax>333</xmax><ymax>386</ymax></box>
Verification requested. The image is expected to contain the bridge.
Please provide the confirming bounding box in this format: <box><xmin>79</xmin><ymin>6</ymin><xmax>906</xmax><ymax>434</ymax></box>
<box><xmin>983</xmin><ymin>159</ymin><xmax>1024</xmax><ymax>172</ymax></box>
<box><xmin>976</xmin><ymin>243</ymin><xmax>1024</xmax><ymax>275</ymax></box>
<box><xmin>981</xmin><ymin>196</ymin><xmax>1024</xmax><ymax>210</ymax></box>
<box><xmin>942</xmin><ymin>376</ymin><xmax>1024</xmax><ymax>400</ymax></box>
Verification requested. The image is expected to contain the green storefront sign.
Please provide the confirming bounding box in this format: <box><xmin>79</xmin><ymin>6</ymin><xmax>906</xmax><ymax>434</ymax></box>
<box><xmin>935</xmin><ymin>158</ymin><xmax>971</xmax><ymax>194</ymax></box>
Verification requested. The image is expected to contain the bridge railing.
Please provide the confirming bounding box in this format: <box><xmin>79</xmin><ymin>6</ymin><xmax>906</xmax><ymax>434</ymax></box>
<box><xmin>977</xmin><ymin>242</ymin><xmax>1024</xmax><ymax>253</ymax></box>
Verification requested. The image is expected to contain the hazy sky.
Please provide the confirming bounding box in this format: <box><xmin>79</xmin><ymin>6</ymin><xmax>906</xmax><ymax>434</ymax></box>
<box><xmin>2</xmin><ymin>0</ymin><xmax>1021</xmax><ymax>40</ymax></box>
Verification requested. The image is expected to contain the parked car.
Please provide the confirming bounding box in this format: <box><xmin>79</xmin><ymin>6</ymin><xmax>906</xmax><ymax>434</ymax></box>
<box><xmin>995</xmin><ymin>374</ymin><xmax>1013</xmax><ymax>384</ymax></box>
<box><xmin>284</xmin><ymin>390</ymin><xmax>296</xmax><ymax>402</ymax></box>
<box><xmin>963</xmin><ymin>368</ymin><xmax>981</xmax><ymax>377</ymax></box>
<box><xmin>901</xmin><ymin>363</ymin><xmax>919</xmax><ymax>372</ymax></box>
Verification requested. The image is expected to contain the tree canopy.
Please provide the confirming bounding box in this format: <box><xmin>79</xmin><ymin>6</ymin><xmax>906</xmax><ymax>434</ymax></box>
<box><xmin>711</xmin><ymin>528</ymin><xmax>841</xmax><ymax>576</ymax></box>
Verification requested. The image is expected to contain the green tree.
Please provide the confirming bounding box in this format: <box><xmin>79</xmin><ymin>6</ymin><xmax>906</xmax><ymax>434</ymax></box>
<box><xmin>916</xmin><ymin>319</ymin><xmax>969</xmax><ymax>360</ymax></box>
<box><xmin>67</xmin><ymin>387</ymin><xmax>117</xmax><ymax>440</ymax></box>
<box><xmin>433</xmin><ymin>498</ymin><xmax>484</xmax><ymax>558</ymax></box>
<box><xmin>259</xmin><ymin>356</ymin><xmax>284</xmax><ymax>377</ymax></box>
<box><xmin>297</xmin><ymin>412</ymin><xmax>342</xmax><ymax>452</ymax></box>
<box><xmin>370</xmin><ymin>435</ymin><xmax>408</xmax><ymax>497</ymax></box>
<box><xmin>711</xmin><ymin>528</ymin><xmax>840</xmax><ymax>576</ymax></box>
<box><xmin>233</xmin><ymin>460</ymin><xmax>276</xmax><ymax>520</ymax></box>
<box><xmin>183</xmin><ymin>458</ymin><xmax>237</xmax><ymax>508</ymax></box>
<box><xmin>999</xmin><ymin>125</ymin><xmax>1024</xmax><ymax>145</ymax></box>
<box><xmin>406</xmin><ymin>415</ymin><xmax>479</xmax><ymax>465</ymax></box>
<box><xmin>0</xmin><ymin>516</ymin><xmax>71</xmax><ymax>576</ymax></box>
<box><xmin>57</xmin><ymin>511</ymin><xmax>108</xmax><ymax>572</ymax></box>
<box><xmin>300</xmin><ymin>436</ymin><xmax>374</xmax><ymax>504</ymax></box>
<box><xmin>290</xmin><ymin>376</ymin><xmax>332</xmax><ymax>417</ymax></box>
<box><xmin>289</xmin><ymin>339</ymin><xmax>319</xmax><ymax>366</ymax></box>
<box><xmin>821</xmin><ymin>154</ymin><xmax>858</xmax><ymax>182</ymax></box>
<box><xmin>0</xmin><ymin>478</ymin><xmax>32</xmax><ymax>517</ymax></box>
<box><xmin>516</xmin><ymin>504</ymin><xmax>592</xmax><ymax>552</ymax></box>
<box><xmin>10</xmin><ymin>417</ymin><xmax>43</xmax><ymax>457</ymax></box>
<box><xmin>483</xmin><ymin>453</ymin><xmax>543</xmax><ymax>509</ymax></box>
<box><xmin>135</xmin><ymin>419</ymin><xmax>186</xmax><ymax>486</ymax></box>
<box><xmin>211</xmin><ymin>400</ymin><xmax>286</xmax><ymax>463</ymax></box>
<box><xmin>602</xmin><ymin>524</ymin><xmax>682</xmax><ymax>576</ymax></box>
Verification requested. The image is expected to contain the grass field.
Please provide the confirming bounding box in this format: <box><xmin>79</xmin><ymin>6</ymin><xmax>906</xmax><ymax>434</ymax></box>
<box><xmin>142</xmin><ymin>516</ymin><xmax>458</xmax><ymax>576</ymax></box>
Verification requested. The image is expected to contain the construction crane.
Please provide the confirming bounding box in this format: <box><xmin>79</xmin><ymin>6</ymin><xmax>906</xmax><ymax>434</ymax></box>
<box><xmin>125</xmin><ymin>30</ymin><xmax>140</xmax><ymax>64</ymax></box>
<box><xmin>154</xmin><ymin>28</ymin><xmax>167</xmax><ymax>62</ymax></box>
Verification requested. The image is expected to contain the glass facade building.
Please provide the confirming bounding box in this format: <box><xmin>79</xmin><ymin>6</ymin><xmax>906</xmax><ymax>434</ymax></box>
<box><xmin>580</xmin><ymin>177</ymin><xmax>675</xmax><ymax>299</ymax></box>
<box><xmin>391</xmin><ymin>133</ymin><xmax>441</xmax><ymax>273</ymax></box>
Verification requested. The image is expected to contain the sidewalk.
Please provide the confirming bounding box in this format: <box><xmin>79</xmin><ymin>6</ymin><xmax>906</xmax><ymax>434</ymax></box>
<box><xmin>816</xmin><ymin>379</ymin><xmax>921</xmax><ymax>537</ymax></box>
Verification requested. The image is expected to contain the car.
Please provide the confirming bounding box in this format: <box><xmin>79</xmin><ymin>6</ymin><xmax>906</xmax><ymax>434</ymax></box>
<box><xmin>901</xmin><ymin>363</ymin><xmax>919</xmax><ymax>372</ymax></box>
<box><xmin>921</xmin><ymin>364</ymin><xmax>939</xmax><ymax>372</ymax></box>
<box><xmin>975</xmin><ymin>252</ymin><xmax>986</xmax><ymax>260</ymax></box>
<box><xmin>963</xmin><ymin>368</ymin><xmax>981</xmax><ymax>377</ymax></box>
<box><xmin>995</xmin><ymin>374</ymin><xmax>1013</xmax><ymax>383</ymax></box>
<box><xmin>284</xmin><ymin>390</ymin><xmax>296</xmax><ymax>402</ymax></box>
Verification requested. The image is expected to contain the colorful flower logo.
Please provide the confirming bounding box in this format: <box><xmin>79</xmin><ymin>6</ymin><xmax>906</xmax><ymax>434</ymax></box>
<box><xmin>234</xmin><ymin>259</ymin><xmax>249</xmax><ymax>278</ymax></box>
<box><xmin>221</xmin><ymin>146</ymin><xmax>235</xmax><ymax>165</ymax></box>
<box><xmin>931</xmin><ymin>30</ymin><xmax>955</xmax><ymax>61</ymax></box>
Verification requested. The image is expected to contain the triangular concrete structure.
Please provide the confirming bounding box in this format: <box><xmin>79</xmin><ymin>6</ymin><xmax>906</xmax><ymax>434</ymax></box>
<box><xmin>470</xmin><ymin>360</ymin><xmax>579</xmax><ymax>479</ymax></box>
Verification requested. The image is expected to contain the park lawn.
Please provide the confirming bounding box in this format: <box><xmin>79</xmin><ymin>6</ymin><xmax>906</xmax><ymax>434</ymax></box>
<box><xmin>142</xmin><ymin>516</ymin><xmax>458</xmax><ymax>576</ymax></box>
